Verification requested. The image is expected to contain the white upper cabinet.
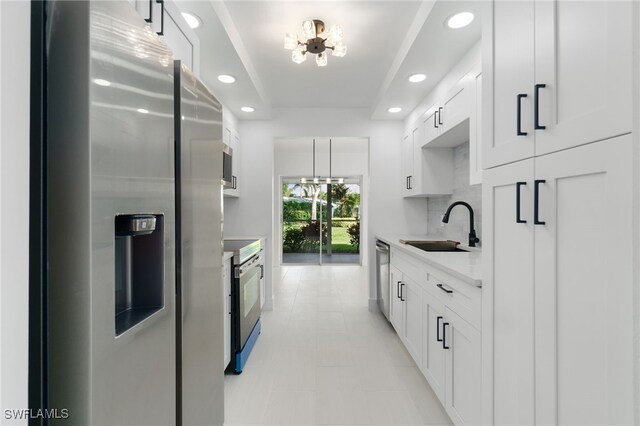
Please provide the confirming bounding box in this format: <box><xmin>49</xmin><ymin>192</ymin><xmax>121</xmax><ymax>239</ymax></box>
<box><xmin>533</xmin><ymin>0</ymin><xmax>632</xmax><ymax>155</ymax></box>
<box><xmin>483</xmin><ymin>0</ymin><xmax>632</xmax><ymax>169</ymax></box>
<box><xmin>483</xmin><ymin>0</ymin><xmax>535</xmax><ymax>168</ymax></box>
<box><xmin>440</xmin><ymin>81</ymin><xmax>469</xmax><ymax>134</ymax></box>
<box><xmin>401</xmin><ymin>132</ymin><xmax>414</xmax><ymax>196</ymax></box>
<box><xmin>134</xmin><ymin>0</ymin><xmax>200</xmax><ymax>73</ymax></box>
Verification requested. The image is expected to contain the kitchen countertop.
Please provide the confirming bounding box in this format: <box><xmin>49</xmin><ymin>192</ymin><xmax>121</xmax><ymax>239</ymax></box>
<box><xmin>376</xmin><ymin>234</ymin><xmax>482</xmax><ymax>287</ymax></box>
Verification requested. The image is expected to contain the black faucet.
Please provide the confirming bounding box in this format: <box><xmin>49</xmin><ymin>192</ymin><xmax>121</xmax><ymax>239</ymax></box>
<box><xmin>442</xmin><ymin>201</ymin><xmax>480</xmax><ymax>247</ymax></box>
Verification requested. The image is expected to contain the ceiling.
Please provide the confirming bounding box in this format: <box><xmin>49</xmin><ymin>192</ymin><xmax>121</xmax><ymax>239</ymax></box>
<box><xmin>175</xmin><ymin>0</ymin><xmax>482</xmax><ymax>120</ymax></box>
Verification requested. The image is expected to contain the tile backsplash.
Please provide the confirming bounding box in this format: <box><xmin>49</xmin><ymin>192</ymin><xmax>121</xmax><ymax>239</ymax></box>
<box><xmin>426</xmin><ymin>142</ymin><xmax>482</xmax><ymax>245</ymax></box>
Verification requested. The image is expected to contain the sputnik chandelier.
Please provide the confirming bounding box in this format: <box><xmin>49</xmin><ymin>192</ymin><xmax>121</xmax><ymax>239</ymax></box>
<box><xmin>284</xmin><ymin>20</ymin><xmax>347</xmax><ymax>67</ymax></box>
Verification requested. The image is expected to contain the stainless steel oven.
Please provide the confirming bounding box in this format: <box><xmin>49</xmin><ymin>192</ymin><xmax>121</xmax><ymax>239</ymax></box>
<box><xmin>235</xmin><ymin>254</ymin><xmax>261</xmax><ymax>349</ymax></box>
<box><xmin>224</xmin><ymin>239</ymin><xmax>262</xmax><ymax>373</ymax></box>
<box><xmin>222</xmin><ymin>143</ymin><xmax>234</xmax><ymax>189</ymax></box>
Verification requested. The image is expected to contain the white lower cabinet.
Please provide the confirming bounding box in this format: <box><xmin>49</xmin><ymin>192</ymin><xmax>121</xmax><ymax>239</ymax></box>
<box><xmin>402</xmin><ymin>276</ymin><xmax>422</xmax><ymax>365</ymax></box>
<box><xmin>389</xmin><ymin>265</ymin><xmax>404</xmax><ymax>336</ymax></box>
<box><xmin>444</xmin><ymin>307</ymin><xmax>482</xmax><ymax>426</ymax></box>
<box><xmin>421</xmin><ymin>291</ymin><xmax>446</xmax><ymax>402</ymax></box>
<box><xmin>391</xmin><ymin>249</ymin><xmax>481</xmax><ymax>426</ymax></box>
<box><xmin>483</xmin><ymin>135</ymin><xmax>635</xmax><ymax>425</ymax></box>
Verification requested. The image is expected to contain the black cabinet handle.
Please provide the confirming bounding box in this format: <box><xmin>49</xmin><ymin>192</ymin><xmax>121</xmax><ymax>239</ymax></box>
<box><xmin>434</xmin><ymin>110</ymin><xmax>439</xmax><ymax>129</ymax></box>
<box><xmin>400</xmin><ymin>283</ymin><xmax>405</xmax><ymax>302</ymax></box>
<box><xmin>534</xmin><ymin>84</ymin><xmax>546</xmax><ymax>130</ymax></box>
<box><xmin>408</xmin><ymin>176</ymin><xmax>412</xmax><ymax>190</ymax></box>
<box><xmin>232</xmin><ymin>175</ymin><xmax>237</xmax><ymax>189</ymax></box>
<box><xmin>405</xmin><ymin>176</ymin><xmax>409</xmax><ymax>190</ymax></box>
<box><xmin>145</xmin><ymin>0</ymin><xmax>153</xmax><ymax>22</ymax></box>
<box><xmin>534</xmin><ymin>179</ymin><xmax>546</xmax><ymax>225</ymax></box>
<box><xmin>517</xmin><ymin>94</ymin><xmax>528</xmax><ymax>136</ymax></box>
<box><xmin>442</xmin><ymin>322</ymin><xmax>450</xmax><ymax>349</ymax></box>
<box><xmin>156</xmin><ymin>0</ymin><xmax>165</xmax><ymax>36</ymax></box>
<box><xmin>436</xmin><ymin>316</ymin><xmax>443</xmax><ymax>342</ymax></box>
<box><xmin>438</xmin><ymin>107</ymin><xmax>443</xmax><ymax>125</ymax></box>
<box><xmin>437</xmin><ymin>283</ymin><xmax>453</xmax><ymax>294</ymax></box>
<box><xmin>516</xmin><ymin>182</ymin><xmax>527</xmax><ymax>224</ymax></box>
<box><xmin>397</xmin><ymin>281</ymin><xmax>401</xmax><ymax>299</ymax></box>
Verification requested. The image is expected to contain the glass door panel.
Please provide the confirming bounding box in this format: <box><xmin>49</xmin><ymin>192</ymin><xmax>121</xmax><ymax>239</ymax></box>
<box><xmin>282</xmin><ymin>180</ymin><xmax>323</xmax><ymax>264</ymax></box>
<box><xmin>320</xmin><ymin>180</ymin><xmax>361</xmax><ymax>265</ymax></box>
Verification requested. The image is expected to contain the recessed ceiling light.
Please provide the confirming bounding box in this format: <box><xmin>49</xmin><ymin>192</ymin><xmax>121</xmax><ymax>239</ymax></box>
<box><xmin>181</xmin><ymin>12</ymin><xmax>201</xmax><ymax>29</ymax></box>
<box><xmin>137</xmin><ymin>108</ymin><xmax>149</xmax><ymax>114</ymax></box>
<box><xmin>93</xmin><ymin>78</ymin><xmax>111</xmax><ymax>87</ymax></box>
<box><xmin>217</xmin><ymin>74</ymin><xmax>236</xmax><ymax>84</ymax></box>
<box><xmin>241</xmin><ymin>106</ymin><xmax>255</xmax><ymax>113</ymax></box>
<box><xmin>408</xmin><ymin>74</ymin><xmax>427</xmax><ymax>83</ymax></box>
<box><xmin>446</xmin><ymin>12</ymin><xmax>474</xmax><ymax>29</ymax></box>
<box><xmin>388</xmin><ymin>107</ymin><xmax>402</xmax><ymax>113</ymax></box>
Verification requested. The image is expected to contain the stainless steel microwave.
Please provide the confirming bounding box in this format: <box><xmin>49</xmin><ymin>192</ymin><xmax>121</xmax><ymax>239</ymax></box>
<box><xmin>222</xmin><ymin>144</ymin><xmax>234</xmax><ymax>189</ymax></box>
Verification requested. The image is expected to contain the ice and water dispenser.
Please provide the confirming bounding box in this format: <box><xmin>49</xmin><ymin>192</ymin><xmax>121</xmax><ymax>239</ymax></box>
<box><xmin>115</xmin><ymin>214</ymin><xmax>164</xmax><ymax>336</ymax></box>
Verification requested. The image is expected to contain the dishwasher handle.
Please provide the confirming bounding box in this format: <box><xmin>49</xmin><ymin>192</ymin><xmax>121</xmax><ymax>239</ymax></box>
<box><xmin>375</xmin><ymin>241</ymin><xmax>390</xmax><ymax>253</ymax></box>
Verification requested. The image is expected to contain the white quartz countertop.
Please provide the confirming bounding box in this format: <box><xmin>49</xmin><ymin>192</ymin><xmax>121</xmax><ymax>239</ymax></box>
<box><xmin>376</xmin><ymin>234</ymin><xmax>482</xmax><ymax>287</ymax></box>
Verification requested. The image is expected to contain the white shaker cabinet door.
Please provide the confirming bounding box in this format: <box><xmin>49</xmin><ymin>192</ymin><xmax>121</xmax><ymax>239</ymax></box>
<box><xmin>402</xmin><ymin>276</ymin><xmax>422</xmax><ymax>365</ymax></box>
<box><xmin>482</xmin><ymin>0</ymin><xmax>535</xmax><ymax>169</ymax></box>
<box><xmin>421</xmin><ymin>290</ymin><xmax>446</xmax><ymax>402</ymax></box>
<box><xmin>481</xmin><ymin>158</ymin><xmax>535</xmax><ymax>426</ymax></box>
<box><xmin>444</xmin><ymin>307</ymin><xmax>482</xmax><ymax>426</ymax></box>
<box><xmin>424</xmin><ymin>107</ymin><xmax>440</xmax><ymax>146</ymax></box>
<box><xmin>389</xmin><ymin>266</ymin><xmax>404</xmax><ymax>336</ymax></box>
<box><xmin>534</xmin><ymin>135</ymin><xmax>634</xmax><ymax>426</ymax></box>
<box><xmin>534</xmin><ymin>0</ymin><xmax>632</xmax><ymax>156</ymax></box>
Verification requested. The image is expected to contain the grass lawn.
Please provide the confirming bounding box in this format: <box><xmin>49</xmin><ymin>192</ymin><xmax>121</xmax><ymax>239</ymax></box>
<box><xmin>283</xmin><ymin>220</ymin><xmax>359</xmax><ymax>254</ymax></box>
<box><xmin>329</xmin><ymin>227</ymin><xmax>359</xmax><ymax>253</ymax></box>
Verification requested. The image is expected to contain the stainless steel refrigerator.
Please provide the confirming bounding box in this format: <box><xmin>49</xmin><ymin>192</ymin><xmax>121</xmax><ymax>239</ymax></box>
<box><xmin>174</xmin><ymin>61</ymin><xmax>224</xmax><ymax>425</ymax></box>
<box><xmin>46</xmin><ymin>1</ymin><xmax>223</xmax><ymax>424</ymax></box>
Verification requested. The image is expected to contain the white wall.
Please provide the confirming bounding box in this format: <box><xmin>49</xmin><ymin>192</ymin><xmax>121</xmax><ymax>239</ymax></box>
<box><xmin>224</xmin><ymin>108</ymin><xmax>428</xmax><ymax>310</ymax></box>
<box><xmin>0</xmin><ymin>1</ymin><xmax>30</xmax><ymax>423</ymax></box>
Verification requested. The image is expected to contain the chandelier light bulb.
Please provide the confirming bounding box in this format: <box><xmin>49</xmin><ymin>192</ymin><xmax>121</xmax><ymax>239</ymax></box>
<box><xmin>302</xmin><ymin>20</ymin><xmax>316</xmax><ymax>39</ymax></box>
<box><xmin>284</xmin><ymin>33</ymin><xmax>298</xmax><ymax>50</ymax></box>
<box><xmin>300</xmin><ymin>177</ymin><xmax>307</xmax><ymax>183</ymax></box>
<box><xmin>313</xmin><ymin>177</ymin><xmax>319</xmax><ymax>184</ymax></box>
<box><xmin>316</xmin><ymin>51</ymin><xmax>328</xmax><ymax>67</ymax></box>
<box><xmin>327</xmin><ymin>24</ymin><xmax>343</xmax><ymax>44</ymax></box>
<box><xmin>338</xmin><ymin>178</ymin><xmax>344</xmax><ymax>184</ymax></box>
<box><xmin>292</xmin><ymin>47</ymin><xmax>307</xmax><ymax>64</ymax></box>
<box><xmin>332</xmin><ymin>41</ymin><xmax>347</xmax><ymax>57</ymax></box>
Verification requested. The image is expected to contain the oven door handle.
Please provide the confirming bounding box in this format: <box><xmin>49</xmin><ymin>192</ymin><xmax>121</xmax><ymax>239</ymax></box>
<box><xmin>235</xmin><ymin>256</ymin><xmax>261</xmax><ymax>279</ymax></box>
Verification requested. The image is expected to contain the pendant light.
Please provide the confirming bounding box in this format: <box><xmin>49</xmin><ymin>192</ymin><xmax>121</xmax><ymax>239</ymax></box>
<box><xmin>298</xmin><ymin>138</ymin><xmax>345</xmax><ymax>184</ymax></box>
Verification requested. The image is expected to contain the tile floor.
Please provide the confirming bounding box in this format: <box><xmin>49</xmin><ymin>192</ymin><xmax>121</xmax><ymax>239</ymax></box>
<box><xmin>224</xmin><ymin>265</ymin><xmax>452</xmax><ymax>426</ymax></box>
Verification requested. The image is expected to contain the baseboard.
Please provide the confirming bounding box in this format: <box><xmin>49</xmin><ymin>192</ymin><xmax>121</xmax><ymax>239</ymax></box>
<box><xmin>262</xmin><ymin>296</ymin><xmax>274</xmax><ymax>311</ymax></box>
<box><xmin>368</xmin><ymin>298</ymin><xmax>379</xmax><ymax>312</ymax></box>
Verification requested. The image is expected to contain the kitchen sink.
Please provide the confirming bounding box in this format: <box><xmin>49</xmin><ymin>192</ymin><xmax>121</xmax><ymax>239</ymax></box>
<box><xmin>400</xmin><ymin>240</ymin><xmax>466</xmax><ymax>252</ymax></box>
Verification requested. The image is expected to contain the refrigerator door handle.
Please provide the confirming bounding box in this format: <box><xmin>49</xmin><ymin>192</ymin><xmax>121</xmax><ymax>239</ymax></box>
<box><xmin>145</xmin><ymin>0</ymin><xmax>153</xmax><ymax>22</ymax></box>
<box><xmin>156</xmin><ymin>0</ymin><xmax>164</xmax><ymax>36</ymax></box>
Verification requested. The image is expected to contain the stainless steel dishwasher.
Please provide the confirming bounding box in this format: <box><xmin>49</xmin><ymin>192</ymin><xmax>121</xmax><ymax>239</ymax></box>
<box><xmin>375</xmin><ymin>240</ymin><xmax>391</xmax><ymax>321</ymax></box>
